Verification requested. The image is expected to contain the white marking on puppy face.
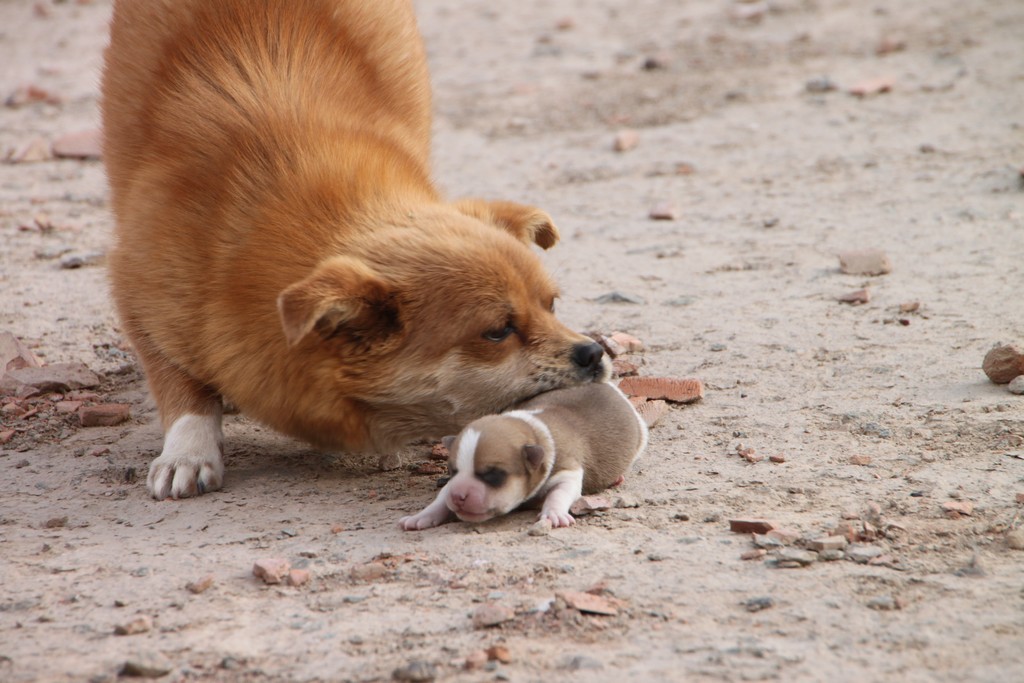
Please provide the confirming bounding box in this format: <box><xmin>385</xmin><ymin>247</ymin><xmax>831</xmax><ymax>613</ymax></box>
<box><xmin>455</xmin><ymin>427</ymin><xmax>481</xmax><ymax>477</ymax></box>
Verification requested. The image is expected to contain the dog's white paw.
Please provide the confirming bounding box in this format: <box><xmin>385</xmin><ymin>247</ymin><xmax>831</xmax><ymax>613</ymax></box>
<box><xmin>538</xmin><ymin>509</ymin><xmax>575</xmax><ymax>528</ymax></box>
<box><xmin>148</xmin><ymin>414</ymin><xmax>224</xmax><ymax>500</ymax></box>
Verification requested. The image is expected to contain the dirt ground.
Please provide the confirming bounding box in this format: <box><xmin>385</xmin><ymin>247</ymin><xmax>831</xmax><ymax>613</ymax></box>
<box><xmin>2</xmin><ymin>0</ymin><xmax>1023</xmax><ymax>681</ymax></box>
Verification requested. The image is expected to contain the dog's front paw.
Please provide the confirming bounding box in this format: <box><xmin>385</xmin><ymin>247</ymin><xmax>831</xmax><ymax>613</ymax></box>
<box><xmin>398</xmin><ymin>510</ymin><xmax>446</xmax><ymax>531</ymax></box>
<box><xmin>538</xmin><ymin>509</ymin><xmax>575</xmax><ymax>528</ymax></box>
<box><xmin>148</xmin><ymin>414</ymin><xmax>224</xmax><ymax>500</ymax></box>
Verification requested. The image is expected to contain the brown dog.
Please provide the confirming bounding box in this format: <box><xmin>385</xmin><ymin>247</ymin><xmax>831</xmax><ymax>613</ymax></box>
<box><xmin>101</xmin><ymin>0</ymin><xmax>609</xmax><ymax>500</ymax></box>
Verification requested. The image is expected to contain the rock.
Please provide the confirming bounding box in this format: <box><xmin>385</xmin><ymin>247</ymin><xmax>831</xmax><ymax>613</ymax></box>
<box><xmin>0</xmin><ymin>333</ymin><xmax>40</xmax><ymax>372</ymax></box>
<box><xmin>765</xmin><ymin>528</ymin><xmax>800</xmax><ymax>545</ymax></box>
<box><xmin>570</xmin><ymin>495</ymin><xmax>611</xmax><ymax>516</ymax></box>
<box><xmin>594</xmin><ymin>333</ymin><xmax>627</xmax><ymax>358</ymax></box>
<box><xmin>527</xmin><ymin>518</ymin><xmax>552</xmax><ymax>536</ymax></box>
<box><xmin>866</xmin><ymin>595</ymin><xmax>902</xmax><ymax>611</ymax></box>
<box><xmin>350</xmin><ymin>562</ymin><xmax>388</xmax><ymax>582</ymax></box>
<box><xmin>609</xmin><ymin>332</ymin><xmax>644</xmax><ymax>353</ymax></box>
<box><xmin>847</xmin><ymin>544</ymin><xmax>884</xmax><ymax>564</ymax></box>
<box><xmin>55</xmin><ymin>400</ymin><xmax>83</xmax><ymax>414</ymax></box>
<box><xmin>838</xmin><ymin>249</ymin><xmax>892</xmax><ymax>275</ymax></box>
<box><xmin>486</xmin><ymin>645</ymin><xmax>512</xmax><ymax>664</ymax></box>
<box><xmin>634</xmin><ymin>399</ymin><xmax>669</xmax><ymax>428</ymax></box>
<box><xmin>982</xmin><ymin>344</ymin><xmax>1024</xmax><ymax>384</ymax></box>
<box><xmin>612</xmin><ymin>129</ymin><xmax>639</xmax><ymax>152</ymax></box>
<box><xmin>463</xmin><ymin>650</ymin><xmax>488</xmax><ymax>671</ymax></box>
<box><xmin>849</xmin><ymin>454</ymin><xmax>873</xmax><ymax>466</ymax></box>
<box><xmin>60</xmin><ymin>251</ymin><xmax>105</xmax><ymax>269</ymax></box>
<box><xmin>51</xmin><ymin>129</ymin><xmax>102</xmax><ymax>160</ymax></box>
<box><xmin>114</xmin><ymin>616</ymin><xmax>153</xmax><ymax>636</ymax></box>
<box><xmin>392</xmin><ymin>660</ymin><xmax>437</xmax><ymax>682</ymax></box>
<box><xmin>752</xmin><ymin>533</ymin><xmax>785</xmax><ymax>549</ymax></box>
<box><xmin>649</xmin><ymin>201</ymin><xmax>680</xmax><ymax>220</ymax></box>
<box><xmin>2</xmin><ymin>362</ymin><xmax>99</xmax><ymax>396</ymax></box>
<box><xmin>0</xmin><ymin>430</ymin><xmax>14</xmax><ymax>445</ymax></box>
<box><xmin>80</xmin><ymin>404</ymin><xmax>130</xmax><ymax>427</ymax></box>
<box><xmin>776</xmin><ymin>548</ymin><xmax>818</xmax><ymax>567</ymax></box>
<box><xmin>252</xmin><ymin>558</ymin><xmax>291</xmax><ymax>584</ymax></box>
<box><xmin>805</xmin><ymin>76</ymin><xmax>837</xmax><ymax>93</ymax></box>
<box><xmin>557</xmin><ymin>590</ymin><xmax>620</xmax><ymax>616</ymax></box>
<box><xmin>942</xmin><ymin>500</ymin><xmax>974</xmax><ymax>518</ymax></box>
<box><xmin>1009</xmin><ymin>376</ymin><xmax>1024</xmax><ymax>395</ymax></box>
<box><xmin>612</xmin><ymin>358</ymin><xmax>640</xmax><ymax>377</ymax></box>
<box><xmin>729</xmin><ymin>519</ymin><xmax>778</xmax><ymax>534</ymax></box>
<box><xmin>4</xmin><ymin>84</ymin><xmax>62</xmax><ymax>107</ymax></box>
<box><xmin>472</xmin><ymin>603</ymin><xmax>516</xmax><ymax>628</ymax></box>
<box><xmin>44</xmin><ymin>516</ymin><xmax>68</xmax><ymax>528</ymax></box>
<box><xmin>848</xmin><ymin>76</ymin><xmax>895</xmax><ymax>97</ymax></box>
<box><xmin>561</xmin><ymin>655</ymin><xmax>603</xmax><ymax>671</ymax></box>
<box><xmin>413</xmin><ymin>461</ymin><xmax>445</xmax><ymax>476</ymax></box>
<box><xmin>618</xmin><ymin>376</ymin><xmax>703</xmax><ymax>403</ymax></box>
<box><xmin>185</xmin><ymin>574</ymin><xmax>214</xmax><ymax>594</ymax></box>
<box><xmin>428</xmin><ymin>442</ymin><xmax>448</xmax><ymax>460</ymax></box>
<box><xmin>1006</xmin><ymin>529</ymin><xmax>1024</xmax><ymax>550</ymax></box>
<box><xmin>819</xmin><ymin>549</ymin><xmax>846</xmax><ymax>561</ymax></box>
<box><xmin>593</xmin><ymin>291</ymin><xmax>645</xmax><ymax>305</ymax></box>
<box><xmin>377</xmin><ymin>452</ymin><xmax>403</xmax><ymax>470</ymax></box>
<box><xmin>743</xmin><ymin>596</ymin><xmax>774</xmax><ymax>612</ymax></box>
<box><xmin>286</xmin><ymin>569</ymin><xmax>310</xmax><ymax>587</ymax></box>
<box><xmin>838</xmin><ymin>288</ymin><xmax>871</xmax><ymax>305</ymax></box>
<box><xmin>5</xmin><ymin>136</ymin><xmax>52</xmax><ymax>163</ymax></box>
<box><xmin>120</xmin><ymin>653</ymin><xmax>173</xmax><ymax>678</ymax></box>
<box><xmin>899</xmin><ymin>301</ymin><xmax>921</xmax><ymax>313</ymax></box>
<box><xmin>769</xmin><ymin>453</ymin><xmax>786</xmax><ymax>463</ymax></box>
<box><xmin>740</xmin><ymin>549</ymin><xmax>767</xmax><ymax>561</ymax></box>
<box><xmin>807</xmin><ymin>535</ymin><xmax>848</xmax><ymax>552</ymax></box>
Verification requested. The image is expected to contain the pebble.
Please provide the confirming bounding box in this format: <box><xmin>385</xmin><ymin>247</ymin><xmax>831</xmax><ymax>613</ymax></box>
<box><xmin>618</xmin><ymin>376</ymin><xmax>704</xmax><ymax>404</ymax></box>
<box><xmin>819</xmin><ymin>549</ymin><xmax>846</xmax><ymax>561</ymax></box>
<box><xmin>1008</xmin><ymin>376</ymin><xmax>1024</xmax><ymax>395</ymax></box>
<box><xmin>941</xmin><ymin>500</ymin><xmax>974</xmax><ymax>518</ymax></box>
<box><xmin>728</xmin><ymin>519</ymin><xmax>778</xmax><ymax>534</ymax></box>
<box><xmin>866</xmin><ymin>595</ymin><xmax>902</xmax><ymax>611</ymax></box>
<box><xmin>838</xmin><ymin>249</ymin><xmax>892</xmax><ymax>275</ymax></box>
<box><xmin>593</xmin><ymin>291</ymin><xmax>645</xmax><ymax>305</ymax></box>
<box><xmin>472</xmin><ymin>603</ymin><xmax>516</xmax><ymax>628</ymax></box>
<box><xmin>486</xmin><ymin>646</ymin><xmax>512</xmax><ymax>664</ymax></box>
<box><xmin>561</xmin><ymin>655</ymin><xmax>603</xmax><ymax>671</ymax></box>
<box><xmin>743</xmin><ymin>596</ymin><xmax>774</xmax><ymax>612</ymax></box>
<box><xmin>4</xmin><ymin>84</ymin><xmax>62</xmax><ymax>107</ymax></box>
<box><xmin>286</xmin><ymin>569</ymin><xmax>310</xmax><ymax>587</ymax></box>
<box><xmin>114</xmin><ymin>616</ymin><xmax>153</xmax><ymax>636</ymax></box>
<box><xmin>428</xmin><ymin>442</ymin><xmax>448</xmax><ymax>460</ymax></box>
<box><xmin>51</xmin><ymin>129</ymin><xmax>102</xmax><ymax>160</ymax></box>
<box><xmin>2</xmin><ymin>361</ymin><xmax>100</xmax><ymax>395</ymax></box>
<box><xmin>848</xmin><ymin>76</ymin><xmax>895</xmax><ymax>97</ymax></box>
<box><xmin>464</xmin><ymin>650</ymin><xmax>488</xmax><ymax>671</ymax></box>
<box><xmin>849</xmin><ymin>454</ymin><xmax>873</xmax><ymax>466</ymax></box>
<box><xmin>557</xmin><ymin>590</ymin><xmax>620</xmax><ymax>616</ymax></box>
<box><xmin>120</xmin><ymin>653</ymin><xmax>172</xmax><ymax>678</ymax></box>
<box><xmin>982</xmin><ymin>344</ymin><xmax>1024</xmax><ymax>384</ymax></box>
<box><xmin>1006</xmin><ymin>529</ymin><xmax>1024</xmax><ymax>550</ymax></box>
<box><xmin>0</xmin><ymin>332</ymin><xmax>40</xmax><ymax>371</ymax></box>
<box><xmin>4</xmin><ymin>136</ymin><xmax>52</xmax><ymax>163</ymax></box>
<box><xmin>570</xmin><ymin>495</ymin><xmax>611</xmax><ymax>516</ymax></box>
<box><xmin>807</xmin><ymin>535</ymin><xmax>848</xmax><ymax>552</ymax></box>
<box><xmin>252</xmin><ymin>558</ymin><xmax>291</xmax><ymax>584</ymax></box>
<box><xmin>185</xmin><ymin>575</ymin><xmax>214</xmax><ymax>594</ymax></box>
<box><xmin>740</xmin><ymin>549</ymin><xmax>767</xmax><ymax>561</ymax></box>
<box><xmin>612</xmin><ymin>358</ymin><xmax>639</xmax><ymax>377</ymax></box>
<box><xmin>805</xmin><ymin>76</ymin><xmax>837</xmax><ymax>93</ymax></box>
<box><xmin>79</xmin><ymin>403</ymin><xmax>130</xmax><ymax>427</ymax></box>
<box><xmin>838</xmin><ymin>288</ymin><xmax>871</xmax><ymax>305</ymax></box>
<box><xmin>775</xmin><ymin>548</ymin><xmax>818</xmax><ymax>567</ymax></box>
<box><xmin>633</xmin><ymin>399</ymin><xmax>669</xmax><ymax>428</ymax></box>
<box><xmin>350</xmin><ymin>562</ymin><xmax>388</xmax><ymax>582</ymax></box>
<box><xmin>612</xmin><ymin>129</ymin><xmax>639</xmax><ymax>152</ymax></box>
<box><xmin>769</xmin><ymin>453</ymin><xmax>786</xmax><ymax>463</ymax></box>
<box><xmin>649</xmin><ymin>201</ymin><xmax>680</xmax><ymax>221</ymax></box>
<box><xmin>392</xmin><ymin>660</ymin><xmax>437</xmax><ymax>682</ymax></box>
<box><xmin>766</xmin><ymin>528</ymin><xmax>800</xmax><ymax>545</ymax></box>
<box><xmin>846</xmin><ymin>544</ymin><xmax>884</xmax><ymax>564</ymax></box>
<box><xmin>527</xmin><ymin>518</ymin><xmax>552</xmax><ymax>536</ymax></box>
<box><xmin>609</xmin><ymin>331</ymin><xmax>644</xmax><ymax>353</ymax></box>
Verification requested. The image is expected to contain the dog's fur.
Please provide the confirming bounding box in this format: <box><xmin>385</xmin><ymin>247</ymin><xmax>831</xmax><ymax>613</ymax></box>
<box><xmin>399</xmin><ymin>383</ymin><xmax>647</xmax><ymax>530</ymax></box>
<box><xmin>101</xmin><ymin>0</ymin><xmax>609</xmax><ymax>500</ymax></box>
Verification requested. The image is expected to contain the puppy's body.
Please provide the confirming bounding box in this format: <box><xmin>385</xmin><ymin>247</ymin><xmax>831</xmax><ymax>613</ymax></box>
<box><xmin>401</xmin><ymin>383</ymin><xmax>647</xmax><ymax>530</ymax></box>
<box><xmin>102</xmin><ymin>0</ymin><xmax>609</xmax><ymax>499</ymax></box>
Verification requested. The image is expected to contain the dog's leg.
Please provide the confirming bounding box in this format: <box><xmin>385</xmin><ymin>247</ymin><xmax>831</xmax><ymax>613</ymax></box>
<box><xmin>138</xmin><ymin>344</ymin><xmax>224</xmax><ymax>500</ymax></box>
<box><xmin>538</xmin><ymin>468</ymin><xmax>584</xmax><ymax>528</ymax></box>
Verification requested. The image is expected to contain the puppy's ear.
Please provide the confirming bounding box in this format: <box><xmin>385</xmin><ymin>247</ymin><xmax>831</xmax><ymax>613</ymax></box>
<box><xmin>277</xmin><ymin>256</ymin><xmax>399</xmax><ymax>346</ymax></box>
<box><xmin>522</xmin><ymin>444</ymin><xmax>546</xmax><ymax>470</ymax></box>
<box><xmin>455</xmin><ymin>199</ymin><xmax>560</xmax><ymax>250</ymax></box>
<box><xmin>441</xmin><ymin>435</ymin><xmax>457</xmax><ymax>452</ymax></box>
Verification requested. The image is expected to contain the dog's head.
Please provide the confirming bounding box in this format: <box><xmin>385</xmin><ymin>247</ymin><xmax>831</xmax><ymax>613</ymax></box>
<box><xmin>276</xmin><ymin>200</ymin><xmax>610</xmax><ymax>451</ymax></box>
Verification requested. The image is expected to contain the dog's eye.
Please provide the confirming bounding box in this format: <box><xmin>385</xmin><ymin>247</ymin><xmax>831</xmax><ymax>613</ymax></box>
<box><xmin>448</xmin><ymin>466</ymin><xmax>458</xmax><ymax>477</ymax></box>
<box><xmin>477</xmin><ymin>467</ymin><xmax>508</xmax><ymax>488</ymax></box>
<box><xmin>482</xmin><ymin>324</ymin><xmax>516</xmax><ymax>343</ymax></box>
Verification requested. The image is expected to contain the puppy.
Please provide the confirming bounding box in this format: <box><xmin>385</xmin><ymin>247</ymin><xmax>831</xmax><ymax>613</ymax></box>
<box><xmin>101</xmin><ymin>0</ymin><xmax>609</xmax><ymax>500</ymax></box>
<box><xmin>400</xmin><ymin>382</ymin><xmax>647</xmax><ymax>530</ymax></box>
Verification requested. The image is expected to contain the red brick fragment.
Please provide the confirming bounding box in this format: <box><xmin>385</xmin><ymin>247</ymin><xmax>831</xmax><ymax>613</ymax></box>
<box><xmin>618</xmin><ymin>376</ymin><xmax>703</xmax><ymax>403</ymax></box>
<box><xmin>729</xmin><ymin>519</ymin><xmax>778</xmax><ymax>534</ymax></box>
<box><xmin>634</xmin><ymin>399</ymin><xmax>669</xmax><ymax>428</ymax></box>
<box><xmin>557</xmin><ymin>590</ymin><xmax>620</xmax><ymax>616</ymax></box>
<box><xmin>79</xmin><ymin>403</ymin><xmax>130</xmax><ymax>427</ymax></box>
<box><xmin>253</xmin><ymin>558</ymin><xmax>290</xmax><ymax>584</ymax></box>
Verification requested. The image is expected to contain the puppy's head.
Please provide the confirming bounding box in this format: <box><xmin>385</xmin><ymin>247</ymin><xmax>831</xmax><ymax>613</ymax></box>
<box><xmin>276</xmin><ymin>200</ymin><xmax>610</xmax><ymax>450</ymax></box>
<box><xmin>439</xmin><ymin>415</ymin><xmax>552</xmax><ymax>522</ymax></box>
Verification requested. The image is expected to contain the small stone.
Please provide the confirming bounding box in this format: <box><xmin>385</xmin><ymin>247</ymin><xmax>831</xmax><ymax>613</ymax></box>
<box><xmin>3</xmin><ymin>362</ymin><xmax>100</xmax><ymax>395</ymax></box>
<box><xmin>942</xmin><ymin>501</ymin><xmax>974</xmax><ymax>518</ymax></box>
<box><xmin>609</xmin><ymin>331</ymin><xmax>644</xmax><ymax>353</ymax></box>
<box><xmin>612</xmin><ymin>129</ymin><xmax>639</xmax><ymax>152</ymax></box>
<box><xmin>848</xmin><ymin>76</ymin><xmax>895</xmax><ymax>97</ymax></box>
<box><xmin>428</xmin><ymin>442</ymin><xmax>448</xmax><ymax>460</ymax></box>
<box><xmin>120</xmin><ymin>653</ymin><xmax>172</xmax><ymax>678</ymax></box>
<box><xmin>769</xmin><ymin>453</ymin><xmax>786</xmax><ymax>463</ymax></box>
<box><xmin>849</xmin><ymin>454</ymin><xmax>873</xmax><ymax>466</ymax></box>
<box><xmin>79</xmin><ymin>403</ymin><xmax>130</xmax><ymax>427</ymax></box>
<box><xmin>4</xmin><ymin>84</ymin><xmax>62</xmax><ymax>107</ymax></box>
<box><xmin>752</xmin><ymin>533</ymin><xmax>784</xmax><ymax>549</ymax></box>
<box><xmin>775</xmin><ymin>548</ymin><xmax>817</xmax><ymax>567</ymax></box>
<box><xmin>743</xmin><ymin>596</ymin><xmax>774</xmax><ymax>612</ymax></box>
<box><xmin>350</xmin><ymin>562</ymin><xmax>388</xmax><ymax>582</ymax></box>
<box><xmin>252</xmin><ymin>558</ymin><xmax>291</xmax><ymax>584</ymax></box>
<box><xmin>838</xmin><ymin>249</ymin><xmax>892</xmax><ymax>275</ymax></box>
<box><xmin>464</xmin><ymin>650</ymin><xmax>488</xmax><ymax>671</ymax></box>
<box><xmin>51</xmin><ymin>129</ymin><xmax>102</xmax><ymax>160</ymax></box>
<box><xmin>286</xmin><ymin>569</ymin><xmax>310</xmax><ymax>587</ymax></box>
<box><xmin>561</xmin><ymin>655</ymin><xmax>603</xmax><ymax>671</ymax></box>
<box><xmin>4</xmin><ymin>136</ymin><xmax>52</xmax><ymax>163</ymax></box>
<box><xmin>1006</xmin><ymin>529</ymin><xmax>1024</xmax><ymax>550</ymax></box>
<box><xmin>0</xmin><ymin>430</ymin><xmax>14</xmax><ymax>445</ymax></box>
<box><xmin>472</xmin><ymin>603</ymin><xmax>516</xmax><ymax>628</ymax></box>
<box><xmin>819</xmin><ymin>549</ymin><xmax>846</xmax><ymax>561</ymax></box>
<box><xmin>392</xmin><ymin>660</ymin><xmax>437</xmax><ymax>682</ymax></box>
<box><xmin>54</xmin><ymin>400</ymin><xmax>83</xmax><ymax>414</ymax></box>
<box><xmin>378</xmin><ymin>452</ymin><xmax>403</xmax><ymax>470</ymax></box>
<box><xmin>729</xmin><ymin>519</ymin><xmax>778</xmax><ymax>534</ymax></box>
<box><xmin>649</xmin><ymin>201</ymin><xmax>680</xmax><ymax>220</ymax></box>
<box><xmin>847</xmin><ymin>544</ymin><xmax>884</xmax><ymax>564</ymax></box>
<box><xmin>44</xmin><ymin>516</ymin><xmax>68</xmax><ymax>529</ymax></box>
<box><xmin>527</xmin><ymin>518</ymin><xmax>552</xmax><ymax>536</ymax></box>
<box><xmin>866</xmin><ymin>595</ymin><xmax>901</xmax><ymax>611</ymax></box>
<box><xmin>765</xmin><ymin>528</ymin><xmax>800</xmax><ymax>545</ymax></box>
<box><xmin>593</xmin><ymin>291</ymin><xmax>645</xmax><ymax>305</ymax></box>
<box><xmin>486</xmin><ymin>645</ymin><xmax>512</xmax><ymax>663</ymax></box>
<box><xmin>114</xmin><ymin>615</ymin><xmax>153</xmax><ymax>636</ymax></box>
<box><xmin>1008</xmin><ymin>376</ymin><xmax>1024</xmax><ymax>395</ymax></box>
<box><xmin>982</xmin><ymin>344</ymin><xmax>1024</xmax><ymax>384</ymax></box>
<box><xmin>805</xmin><ymin>76</ymin><xmax>837</xmax><ymax>93</ymax></box>
<box><xmin>741</xmin><ymin>549</ymin><xmax>767</xmax><ymax>561</ymax></box>
<box><xmin>807</xmin><ymin>535</ymin><xmax>848</xmax><ymax>552</ymax></box>
<box><xmin>557</xmin><ymin>590</ymin><xmax>620</xmax><ymax>616</ymax></box>
<box><xmin>1016</xmin><ymin>493</ymin><xmax>1024</xmax><ymax>505</ymax></box>
<box><xmin>570</xmin><ymin>495</ymin><xmax>612</xmax><ymax>516</ymax></box>
<box><xmin>0</xmin><ymin>332</ymin><xmax>40</xmax><ymax>372</ymax></box>
<box><xmin>633</xmin><ymin>399</ymin><xmax>669</xmax><ymax>428</ymax></box>
<box><xmin>838</xmin><ymin>288</ymin><xmax>871</xmax><ymax>305</ymax></box>
<box><xmin>618</xmin><ymin>376</ymin><xmax>703</xmax><ymax>403</ymax></box>
<box><xmin>899</xmin><ymin>301</ymin><xmax>921</xmax><ymax>313</ymax></box>
<box><xmin>185</xmin><ymin>575</ymin><xmax>214</xmax><ymax>594</ymax></box>
<box><xmin>612</xmin><ymin>358</ymin><xmax>640</xmax><ymax>377</ymax></box>
<box><xmin>413</xmin><ymin>461</ymin><xmax>445</xmax><ymax>476</ymax></box>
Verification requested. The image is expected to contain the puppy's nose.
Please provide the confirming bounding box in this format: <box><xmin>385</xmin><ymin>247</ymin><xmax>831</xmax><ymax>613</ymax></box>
<box><xmin>571</xmin><ymin>341</ymin><xmax>605</xmax><ymax>372</ymax></box>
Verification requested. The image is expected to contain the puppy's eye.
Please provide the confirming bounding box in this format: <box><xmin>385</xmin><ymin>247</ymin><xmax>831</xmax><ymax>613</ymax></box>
<box><xmin>477</xmin><ymin>467</ymin><xmax>508</xmax><ymax>488</ymax></box>
<box><xmin>482</xmin><ymin>324</ymin><xmax>516</xmax><ymax>343</ymax></box>
<box><xmin>448</xmin><ymin>466</ymin><xmax>458</xmax><ymax>477</ymax></box>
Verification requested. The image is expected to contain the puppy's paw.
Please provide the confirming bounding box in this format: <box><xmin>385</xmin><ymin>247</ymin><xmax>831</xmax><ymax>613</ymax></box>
<box><xmin>399</xmin><ymin>511</ymin><xmax>447</xmax><ymax>531</ymax></box>
<box><xmin>148</xmin><ymin>414</ymin><xmax>224</xmax><ymax>500</ymax></box>
<box><xmin>539</xmin><ymin>509</ymin><xmax>576</xmax><ymax>528</ymax></box>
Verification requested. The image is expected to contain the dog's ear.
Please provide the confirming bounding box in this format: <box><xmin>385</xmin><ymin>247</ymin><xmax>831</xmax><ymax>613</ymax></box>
<box><xmin>455</xmin><ymin>199</ymin><xmax>560</xmax><ymax>250</ymax></box>
<box><xmin>441</xmin><ymin>435</ymin><xmax>457</xmax><ymax>452</ymax></box>
<box><xmin>277</xmin><ymin>256</ymin><xmax>399</xmax><ymax>346</ymax></box>
<box><xmin>522</xmin><ymin>444</ymin><xmax>546</xmax><ymax>470</ymax></box>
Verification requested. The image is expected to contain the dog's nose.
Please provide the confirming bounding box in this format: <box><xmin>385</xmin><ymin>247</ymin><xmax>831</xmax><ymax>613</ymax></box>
<box><xmin>571</xmin><ymin>341</ymin><xmax>605</xmax><ymax>372</ymax></box>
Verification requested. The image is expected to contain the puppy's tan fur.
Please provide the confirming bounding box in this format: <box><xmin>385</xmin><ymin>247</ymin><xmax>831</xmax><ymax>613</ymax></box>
<box><xmin>102</xmin><ymin>0</ymin><xmax>608</xmax><ymax>499</ymax></box>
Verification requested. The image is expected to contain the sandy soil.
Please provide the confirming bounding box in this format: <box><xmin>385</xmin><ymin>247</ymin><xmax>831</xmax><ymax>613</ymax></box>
<box><xmin>2</xmin><ymin>1</ymin><xmax>1023</xmax><ymax>681</ymax></box>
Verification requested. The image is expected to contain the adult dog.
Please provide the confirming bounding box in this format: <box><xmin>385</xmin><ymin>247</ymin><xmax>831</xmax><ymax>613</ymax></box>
<box><xmin>101</xmin><ymin>0</ymin><xmax>609</xmax><ymax>499</ymax></box>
